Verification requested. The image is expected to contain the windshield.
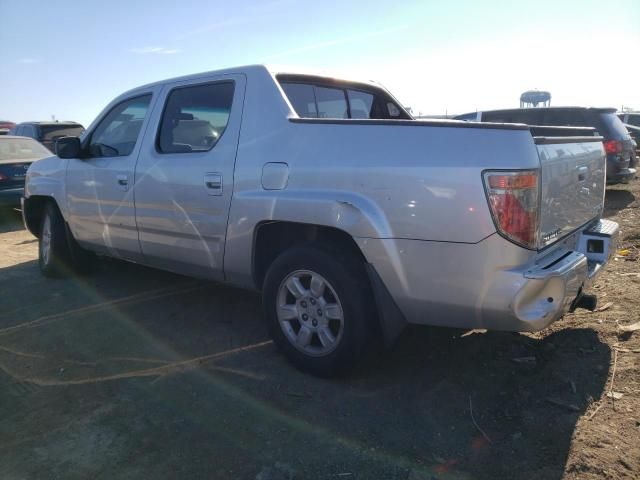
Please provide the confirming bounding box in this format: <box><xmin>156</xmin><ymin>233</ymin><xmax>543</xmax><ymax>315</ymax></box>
<box><xmin>40</xmin><ymin>125</ymin><xmax>85</xmax><ymax>141</ymax></box>
<box><xmin>0</xmin><ymin>137</ymin><xmax>50</xmax><ymax>161</ymax></box>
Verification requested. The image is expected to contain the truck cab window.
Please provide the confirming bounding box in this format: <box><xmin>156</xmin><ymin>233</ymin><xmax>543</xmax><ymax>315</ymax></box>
<box><xmin>158</xmin><ymin>82</ymin><xmax>234</xmax><ymax>154</ymax></box>
<box><xmin>281</xmin><ymin>83</ymin><xmax>317</xmax><ymax>118</ymax></box>
<box><xmin>89</xmin><ymin>95</ymin><xmax>151</xmax><ymax>157</ymax></box>
<box><xmin>315</xmin><ymin>87</ymin><xmax>348</xmax><ymax>119</ymax></box>
<box><xmin>347</xmin><ymin>90</ymin><xmax>374</xmax><ymax>119</ymax></box>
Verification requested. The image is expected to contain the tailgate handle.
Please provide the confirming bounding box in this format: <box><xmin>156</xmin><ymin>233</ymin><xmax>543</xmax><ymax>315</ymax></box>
<box><xmin>577</xmin><ymin>166</ymin><xmax>588</xmax><ymax>182</ymax></box>
<box><xmin>204</xmin><ymin>173</ymin><xmax>223</xmax><ymax>196</ymax></box>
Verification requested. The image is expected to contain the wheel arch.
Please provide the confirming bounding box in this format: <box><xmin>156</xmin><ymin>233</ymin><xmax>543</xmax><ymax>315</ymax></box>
<box><xmin>22</xmin><ymin>195</ymin><xmax>61</xmax><ymax>238</ymax></box>
<box><xmin>252</xmin><ymin>221</ymin><xmax>407</xmax><ymax>347</ymax></box>
<box><xmin>252</xmin><ymin>221</ymin><xmax>366</xmax><ymax>289</ymax></box>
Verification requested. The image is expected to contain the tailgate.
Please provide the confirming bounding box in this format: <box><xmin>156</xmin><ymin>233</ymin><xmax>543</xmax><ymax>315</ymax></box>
<box><xmin>535</xmin><ymin>136</ymin><xmax>605</xmax><ymax>248</ymax></box>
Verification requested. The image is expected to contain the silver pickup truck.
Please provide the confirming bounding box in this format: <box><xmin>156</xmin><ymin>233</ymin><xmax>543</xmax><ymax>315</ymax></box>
<box><xmin>22</xmin><ymin>65</ymin><xmax>618</xmax><ymax>376</ymax></box>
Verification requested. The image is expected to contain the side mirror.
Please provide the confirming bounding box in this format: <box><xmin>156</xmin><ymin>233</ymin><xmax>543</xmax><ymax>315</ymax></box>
<box><xmin>56</xmin><ymin>136</ymin><xmax>82</xmax><ymax>159</ymax></box>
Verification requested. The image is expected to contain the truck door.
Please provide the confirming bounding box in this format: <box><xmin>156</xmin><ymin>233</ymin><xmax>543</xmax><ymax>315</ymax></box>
<box><xmin>65</xmin><ymin>91</ymin><xmax>158</xmax><ymax>261</ymax></box>
<box><xmin>133</xmin><ymin>74</ymin><xmax>246</xmax><ymax>280</ymax></box>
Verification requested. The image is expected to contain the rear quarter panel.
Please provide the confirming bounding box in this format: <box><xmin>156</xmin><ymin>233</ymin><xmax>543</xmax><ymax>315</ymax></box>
<box><xmin>224</xmin><ymin>77</ymin><xmax>541</xmax><ymax>286</ymax></box>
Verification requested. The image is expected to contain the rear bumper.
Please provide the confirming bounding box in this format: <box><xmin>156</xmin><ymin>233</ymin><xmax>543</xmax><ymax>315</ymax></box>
<box><xmin>358</xmin><ymin>219</ymin><xmax>619</xmax><ymax>332</ymax></box>
<box><xmin>606</xmin><ymin>154</ymin><xmax>636</xmax><ymax>183</ymax></box>
<box><xmin>0</xmin><ymin>188</ymin><xmax>24</xmax><ymax>206</ymax></box>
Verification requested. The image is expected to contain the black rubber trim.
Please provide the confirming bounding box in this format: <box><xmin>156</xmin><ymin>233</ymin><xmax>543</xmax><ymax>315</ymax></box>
<box><xmin>364</xmin><ymin>263</ymin><xmax>407</xmax><ymax>348</ymax></box>
<box><xmin>289</xmin><ymin>118</ymin><xmax>529</xmax><ymax>131</ymax></box>
<box><xmin>534</xmin><ymin>136</ymin><xmax>604</xmax><ymax>145</ymax></box>
<box><xmin>529</xmin><ymin>125</ymin><xmax>597</xmax><ymax>137</ymax></box>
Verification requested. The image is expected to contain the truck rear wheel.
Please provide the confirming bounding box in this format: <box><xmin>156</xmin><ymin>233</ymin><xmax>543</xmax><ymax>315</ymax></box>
<box><xmin>262</xmin><ymin>245</ymin><xmax>369</xmax><ymax>377</ymax></box>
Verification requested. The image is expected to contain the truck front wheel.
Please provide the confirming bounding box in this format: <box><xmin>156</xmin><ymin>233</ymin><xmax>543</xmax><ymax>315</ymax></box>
<box><xmin>39</xmin><ymin>202</ymin><xmax>71</xmax><ymax>277</ymax></box>
<box><xmin>262</xmin><ymin>245</ymin><xmax>369</xmax><ymax>377</ymax></box>
<box><xmin>38</xmin><ymin>201</ymin><xmax>93</xmax><ymax>277</ymax></box>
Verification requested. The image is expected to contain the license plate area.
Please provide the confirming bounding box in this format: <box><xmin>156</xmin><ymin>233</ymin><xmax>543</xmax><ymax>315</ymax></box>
<box><xmin>577</xmin><ymin>219</ymin><xmax>619</xmax><ymax>264</ymax></box>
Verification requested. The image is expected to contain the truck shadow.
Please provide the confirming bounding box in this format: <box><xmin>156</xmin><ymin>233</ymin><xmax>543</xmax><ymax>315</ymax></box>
<box><xmin>603</xmin><ymin>188</ymin><xmax>636</xmax><ymax>218</ymax></box>
<box><xmin>0</xmin><ymin>258</ymin><xmax>610</xmax><ymax>480</ymax></box>
<box><xmin>0</xmin><ymin>207</ymin><xmax>25</xmax><ymax>233</ymax></box>
<box><xmin>351</xmin><ymin>325</ymin><xmax>610</xmax><ymax>479</ymax></box>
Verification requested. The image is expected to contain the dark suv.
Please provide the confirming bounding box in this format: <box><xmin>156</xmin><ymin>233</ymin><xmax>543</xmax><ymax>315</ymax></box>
<box><xmin>618</xmin><ymin>112</ymin><xmax>640</xmax><ymax>151</ymax></box>
<box><xmin>455</xmin><ymin>107</ymin><xmax>637</xmax><ymax>184</ymax></box>
<box><xmin>10</xmin><ymin>121</ymin><xmax>84</xmax><ymax>152</ymax></box>
<box><xmin>618</xmin><ymin>112</ymin><xmax>640</xmax><ymax>128</ymax></box>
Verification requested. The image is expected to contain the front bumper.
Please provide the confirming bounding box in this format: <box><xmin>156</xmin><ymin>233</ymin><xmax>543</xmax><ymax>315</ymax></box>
<box><xmin>357</xmin><ymin>219</ymin><xmax>619</xmax><ymax>332</ymax></box>
<box><xmin>0</xmin><ymin>188</ymin><xmax>24</xmax><ymax>207</ymax></box>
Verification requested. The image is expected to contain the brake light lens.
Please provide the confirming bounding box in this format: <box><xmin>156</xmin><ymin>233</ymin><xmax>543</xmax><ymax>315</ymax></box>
<box><xmin>483</xmin><ymin>170</ymin><xmax>539</xmax><ymax>249</ymax></box>
<box><xmin>0</xmin><ymin>173</ymin><xmax>7</xmax><ymax>181</ymax></box>
<box><xmin>603</xmin><ymin>140</ymin><xmax>622</xmax><ymax>155</ymax></box>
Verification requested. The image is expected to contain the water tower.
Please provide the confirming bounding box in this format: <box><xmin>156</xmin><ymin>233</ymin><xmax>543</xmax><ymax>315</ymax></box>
<box><xmin>520</xmin><ymin>90</ymin><xmax>551</xmax><ymax>108</ymax></box>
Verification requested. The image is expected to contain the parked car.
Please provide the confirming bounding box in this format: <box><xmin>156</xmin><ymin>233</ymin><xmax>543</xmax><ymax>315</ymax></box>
<box><xmin>0</xmin><ymin>121</ymin><xmax>16</xmax><ymax>136</ymax></box>
<box><xmin>0</xmin><ymin>136</ymin><xmax>51</xmax><ymax>206</ymax></box>
<box><xmin>10</xmin><ymin>121</ymin><xmax>84</xmax><ymax>152</ymax></box>
<box><xmin>454</xmin><ymin>107</ymin><xmax>637</xmax><ymax>184</ymax></box>
<box><xmin>618</xmin><ymin>112</ymin><xmax>640</xmax><ymax>128</ymax></box>
<box><xmin>22</xmin><ymin>66</ymin><xmax>618</xmax><ymax>376</ymax></box>
<box><xmin>623</xmin><ymin>123</ymin><xmax>640</xmax><ymax>153</ymax></box>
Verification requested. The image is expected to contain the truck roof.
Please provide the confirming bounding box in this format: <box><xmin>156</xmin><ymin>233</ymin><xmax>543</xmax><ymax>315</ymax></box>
<box><xmin>17</xmin><ymin>121</ymin><xmax>83</xmax><ymax>126</ymax></box>
<box><xmin>480</xmin><ymin>106</ymin><xmax>617</xmax><ymax>114</ymax></box>
<box><xmin>121</xmin><ymin>64</ymin><xmax>386</xmax><ymax>99</ymax></box>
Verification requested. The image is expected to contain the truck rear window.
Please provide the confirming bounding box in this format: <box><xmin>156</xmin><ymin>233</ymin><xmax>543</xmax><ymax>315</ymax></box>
<box><xmin>280</xmin><ymin>81</ymin><xmax>408</xmax><ymax>120</ymax></box>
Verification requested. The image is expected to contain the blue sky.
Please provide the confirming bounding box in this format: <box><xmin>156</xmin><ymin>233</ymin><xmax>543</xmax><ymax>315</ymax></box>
<box><xmin>1</xmin><ymin>0</ymin><xmax>639</xmax><ymax>125</ymax></box>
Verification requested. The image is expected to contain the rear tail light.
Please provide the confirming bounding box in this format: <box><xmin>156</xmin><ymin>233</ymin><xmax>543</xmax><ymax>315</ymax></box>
<box><xmin>0</xmin><ymin>173</ymin><xmax>7</xmax><ymax>181</ymax></box>
<box><xmin>483</xmin><ymin>170</ymin><xmax>539</xmax><ymax>249</ymax></box>
<box><xmin>603</xmin><ymin>140</ymin><xmax>623</xmax><ymax>155</ymax></box>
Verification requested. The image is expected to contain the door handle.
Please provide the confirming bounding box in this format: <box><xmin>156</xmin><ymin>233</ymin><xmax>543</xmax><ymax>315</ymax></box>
<box><xmin>116</xmin><ymin>174</ymin><xmax>129</xmax><ymax>190</ymax></box>
<box><xmin>204</xmin><ymin>173</ymin><xmax>222</xmax><ymax>196</ymax></box>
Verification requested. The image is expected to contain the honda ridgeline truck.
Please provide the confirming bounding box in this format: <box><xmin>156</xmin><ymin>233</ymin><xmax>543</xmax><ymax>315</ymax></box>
<box><xmin>22</xmin><ymin>65</ymin><xmax>618</xmax><ymax>376</ymax></box>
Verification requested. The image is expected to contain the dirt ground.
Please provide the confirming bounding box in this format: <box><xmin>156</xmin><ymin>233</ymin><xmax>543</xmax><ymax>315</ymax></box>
<box><xmin>0</xmin><ymin>181</ymin><xmax>638</xmax><ymax>480</ymax></box>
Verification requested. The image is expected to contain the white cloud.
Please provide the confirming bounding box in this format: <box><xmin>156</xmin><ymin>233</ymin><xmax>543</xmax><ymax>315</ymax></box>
<box><xmin>130</xmin><ymin>46</ymin><xmax>180</xmax><ymax>55</ymax></box>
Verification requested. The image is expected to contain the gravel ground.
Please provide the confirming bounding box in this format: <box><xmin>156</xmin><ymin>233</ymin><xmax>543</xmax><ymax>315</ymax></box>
<box><xmin>0</xmin><ymin>179</ymin><xmax>638</xmax><ymax>480</ymax></box>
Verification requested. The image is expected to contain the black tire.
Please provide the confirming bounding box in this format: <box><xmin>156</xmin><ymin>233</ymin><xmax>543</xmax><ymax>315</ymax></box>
<box><xmin>38</xmin><ymin>202</ymin><xmax>93</xmax><ymax>277</ymax></box>
<box><xmin>38</xmin><ymin>202</ymin><xmax>71</xmax><ymax>277</ymax></box>
<box><xmin>262</xmin><ymin>244</ymin><xmax>370</xmax><ymax>377</ymax></box>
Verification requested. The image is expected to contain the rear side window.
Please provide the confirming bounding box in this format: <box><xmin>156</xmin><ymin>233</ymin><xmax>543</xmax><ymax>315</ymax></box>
<box><xmin>347</xmin><ymin>90</ymin><xmax>374</xmax><ymax>118</ymax></box>
<box><xmin>542</xmin><ymin>110</ymin><xmax>589</xmax><ymax>127</ymax></box>
<box><xmin>483</xmin><ymin>110</ymin><xmax>543</xmax><ymax>124</ymax></box>
<box><xmin>280</xmin><ymin>81</ymin><xmax>407</xmax><ymax>120</ymax></box>
<box><xmin>158</xmin><ymin>82</ymin><xmax>234</xmax><ymax>154</ymax></box>
<box><xmin>20</xmin><ymin>125</ymin><xmax>37</xmax><ymax>138</ymax></box>
<box><xmin>281</xmin><ymin>83</ymin><xmax>317</xmax><ymax>117</ymax></box>
<box><xmin>315</xmin><ymin>87</ymin><xmax>348</xmax><ymax>119</ymax></box>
